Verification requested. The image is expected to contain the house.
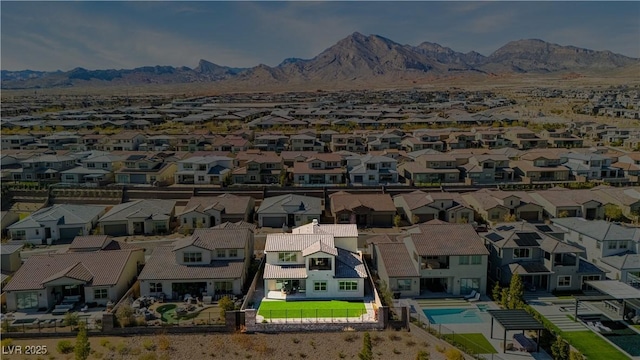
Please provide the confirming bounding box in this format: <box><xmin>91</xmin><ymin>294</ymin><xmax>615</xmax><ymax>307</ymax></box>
<box><xmin>98</xmin><ymin>199</ymin><xmax>176</xmax><ymax>236</ymax></box>
<box><xmin>40</xmin><ymin>132</ymin><xmax>81</xmax><ymax>150</ymax></box>
<box><xmin>540</xmin><ymin>129</ymin><xmax>584</xmax><ymax>148</ymax></box>
<box><xmin>8</xmin><ymin>204</ymin><xmax>107</xmax><ymax>244</ymax></box>
<box><xmin>474</xmin><ymin>130</ymin><xmax>510</xmax><ymax>149</ymax></box>
<box><xmin>462</xmin><ymin>189</ymin><xmax>544</xmax><ymax>223</ymax></box>
<box><xmin>561</xmin><ymin>152</ymin><xmax>622</xmax><ymax>180</ymax></box>
<box><xmin>551</xmin><ymin>218</ymin><xmax>640</xmax><ymax>288</ymax></box>
<box><xmin>289</xmin><ymin>134</ymin><xmax>325</xmax><ymax>152</ymax></box>
<box><xmin>330</xmin><ymin>134</ymin><xmax>366</xmax><ymax>153</ymax></box>
<box><xmin>460</xmin><ymin>154</ymin><xmax>514</xmax><ymax>184</ymax></box>
<box><xmin>346</xmin><ymin>154</ymin><xmax>398</xmax><ymax>185</ymax></box>
<box><xmin>371</xmin><ymin>241</ymin><xmax>421</xmax><ymax>297</ymax></box>
<box><xmin>394</xmin><ymin>190</ymin><xmax>474</xmax><ymax>224</ymax></box>
<box><xmin>511</xmin><ymin>150</ymin><xmax>570</xmax><ymax>183</ymax></box>
<box><xmin>529</xmin><ymin>188</ymin><xmax>604</xmax><ymax>219</ymax></box>
<box><xmin>1</xmin><ymin>211</ymin><xmax>20</xmax><ymax>236</ymax></box>
<box><xmin>329</xmin><ymin>192</ymin><xmax>396</xmax><ymax>227</ymax></box>
<box><xmin>3</xmin><ymin>249</ymin><xmax>144</xmax><ymax>311</ymax></box>
<box><xmin>399</xmin><ymin>154</ymin><xmax>460</xmax><ymax>184</ymax></box>
<box><xmin>402</xmin><ymin>135</ymin><xmax>445</xmax><ymax>152</ymax></box>
<box><xmin>291</xmin><ymin>153</ymin><xmax>345</xmax><ymax>186</ymax></box>
<box><xmin>253</xmin><ymin>134</ymin><xmax>289</xmax><ymax>152</ymax></box>
<box><xmin>232</xmin><ymin>150</ymin><xmax>284</xmax><ymax>185</ymax></box>
<box><xmin>257</xmin><ymin>194</ymin><xmax>322</xmax><ymax>228</ymax></box>
<box><xmin>1</xmin><ymin>135</ymin><xmax>36</xmax><ymax>150</ymax></box>
<box><xmin>263</xmin><ymin>222</ymin><xmax>367</xmax><ymax>299</ymax></box>
<box><xmin>114</xmin><ymin>153</ymin><xmax>178</xmax><ymax>186</ymax></box>
<box><xmin>503</xmin><ymin>128</ymin><xmax>547</xmax><ymax>150</ymax></box>
<box><xmin>12</xmin><ymin>154</ymin><xmax>76</xmax><ymax>182</ymax></box>
<box><xmin>67</xmin><ymin>235</ymin><xmax>140</xmax><ymax>253</ymax></box>
<box><xmin>592</xmin><ymin>186</ymin><xmax>640</xmax><ymax>220</ymax></box>
<box><xmin>178</xmin><ymin>194</ymin><xmax>255</xmax><ymax>229</ymax></box>
<box><xmin>1</xmin><ymin>244</ymin><xmax>23</xmax><ymax>273</ymax></box>
<box><xmin>139</xmin><ymin>228</ymin><xmax>254</xmax><ymax>300</ymax></box>
<box><xmin>386</xmin><ymin>222</ymin><xmax>489</xmax><ymax>296</ymax></box>
<box><xmin>174</xmin><ymin>156</ymin><xmax>233</xmax><ymax>185</ymax></box>
<box><xmin>211</xmin><ymin>135</ymin><xmax>250</xmax><ymax>153</ymax></box>
<box><xmin>483</xmin><ymin>222</ymin><xmax>605</xmax><ymax>292</ymax></box>
<box><xmin>99</xmin><ymin>131</ymin><xmax>146</xmax><ymax>151</ymax></box>
<box><xmin>60</xmin><ymin>152</ymin><xmax>125</xmax><ymax>184</ymax></box>
<box><xmin>367</xmin><ymin>132</ymin><xmax>402</xmax><ymax>151</ymax></box>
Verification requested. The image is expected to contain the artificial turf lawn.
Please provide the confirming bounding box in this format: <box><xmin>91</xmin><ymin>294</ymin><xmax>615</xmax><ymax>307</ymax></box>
<box><xmin>442</xmin><ymin>333</ymin><xmax>497</xmax><ymax>354</ymax></box>
<box><xmin>258</xmin><ymin>300</ymin><xmax>366</xmax><ymax>319</ymax></box>
<box><xmin>562</xmin><ymin>331</ymin><xmax>631</xmax><ymax>360</ymax></box>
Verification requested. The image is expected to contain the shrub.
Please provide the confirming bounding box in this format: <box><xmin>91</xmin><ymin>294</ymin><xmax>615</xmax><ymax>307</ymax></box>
<box><xmin>444</xmin><ymin>348</ymin><xmax>464</xmax><ymax>360</ymax></box>
<box><xmin>551</xmin><ymin>336</ymin><xmax>569</xmax><ymax>360</ymax></box>
<box><xmin>405</xmin><ymin>339</ymin><xmax>416</xmax><ymax>347</ymax></box>
<box><xmin>388</xmin><ymin>334</ymin><xmax>401</xmax><ymax>341</ymax></box>
<box><xmin>1</xmin><ymin>338</ymin><xmax>12</xmax><ymax>347</ymax></box>
<box><xmin>358</xmin><ymin>332</ymin><xmax>372</xmax><ymax>360</ymax></box>
<box><xmin>138</xmin><ymin>354</ymin><xmax>158</xmax><ymax>360</ymax></box>
<box><xmin>56</xmin><ymin>340</ymin><xmax>74</xmax><ymax>354</ymax></box>
<box><xmin>116</xmin><ymin>343</ymin><xmax>130</xmax><ymax>356</ymax></box>
<box><xmin>142</xmin><ymin>339</ymin><xmax>156</xmax><ymax>351</ymax></box>
<box><xmin>158</xmin><ymin>335</ymin><xmax>171</xmax><ymax>351</ymax></box>
<box><xmin>64</xmin><ymin>312</ymin><xmax>79</xmax><ymax>327</ymax></box>
<box><xmin>393</xmin><ymin>348</ymin><xmax>401</xmax><ymax>354</ymax></box>
<box><xmin>292</xmin><ymin>337</ymin><xmax>300</xmax><ymax>344</ymax></box>
<box><xmin>115</xmin><ymin>303</ymin><xmax>135</xmax><ymax>328</ymax></box>
<box><xmin>569</xmin><ymin>350</ymin><xmax>586</xmax><ymax>360</ymax></box>
<box><xmin>416</xmin><ymin>350</ymin><xmax>430</xmax><ymax>360</ymax></box>
<box><xmin>343</xmin><ymin>333</ymin><xmax>359</xmax><ymax>342</ymax></box>
<box><xmin>218</xmin><ymin>296</ymin><xmax>235</xmax><ymax>318</ymax></box>
<box><xmin>99</xmin><ymin>339</ymin><xmax>110</xmax><ymax>348</ymax></box>
<box><xmin>74</xmin><ymin>321</ymin><xmax>91</xmax><ymax>360</ymax></box>
<box><xmin>435</xmin><ymin>345</ymin><xmax>446</xmax><ymax>353</ymax></box>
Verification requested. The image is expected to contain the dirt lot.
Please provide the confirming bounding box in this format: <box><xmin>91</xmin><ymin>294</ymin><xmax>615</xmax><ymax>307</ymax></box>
<box><xmin>1</xmin><ymin>327</ymin><xmax>459</xmax><ymax>360</ymax></box>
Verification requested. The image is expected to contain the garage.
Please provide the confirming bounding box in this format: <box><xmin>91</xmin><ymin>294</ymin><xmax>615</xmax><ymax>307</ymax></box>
<box><xmin>519</xmin><ymin>211</ymin><xmax>540</xmax><ymax>221</ymax></box>
<box><xmin>59</xmin><ymin>227</ymin><xmax>84</xmax><ymax>242</ymax></box>
<box><xmin>130</xmin><ymin>174</ymin><xmax>147</xmax><ymax>184</ymax></box>
<box><xmin>103</xmin><ymin>223</ymin><xmax>128</xmax><ymax>236</ymax></box>
<box><xmin>372</xmin><ymin>214</ymin><xmax>393</xmax><ymax>227</ymax></box>
<box><xmin>416</xmin><ymin>214</ymin><xmax>435</xmax><ymax>223</ymax></box>
<box><xmin>261</xmin><ymin>216</ymin><xmax>286</xmax><ymax>228</ymax></box>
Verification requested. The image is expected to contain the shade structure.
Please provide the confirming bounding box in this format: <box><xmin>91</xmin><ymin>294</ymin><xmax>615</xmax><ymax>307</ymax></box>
<box><xmin>486</xmin><ymin>309</ymin><xmax>545</xmax><ymax>353</ymax></box>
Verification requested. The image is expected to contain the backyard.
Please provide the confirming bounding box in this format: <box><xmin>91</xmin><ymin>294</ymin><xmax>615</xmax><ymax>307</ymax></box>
<box><xmin>258</xmin><ymin>300</ymin><xmax>366</xmax><ymax>320</ymax></box>
<box><xmin>562</xmin><ymin>331</ymin><xmax>634</xmax><ymax>360</ymax></box>
<box><xmin>442</xmin><ymin>333</ymin><xmax>497</xmax><ymax>354</ymax></box>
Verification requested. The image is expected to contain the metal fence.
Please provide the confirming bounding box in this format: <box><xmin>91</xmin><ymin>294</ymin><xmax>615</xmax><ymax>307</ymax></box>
<box><xmin>258</xmin><ymin>308</ymin><xmax>372</xmax><ymax>324</ymax></box>
<box><xmin>411</xmin><ymin>312</ymin><xmax>506</xmax><ymax>360</ymax></box>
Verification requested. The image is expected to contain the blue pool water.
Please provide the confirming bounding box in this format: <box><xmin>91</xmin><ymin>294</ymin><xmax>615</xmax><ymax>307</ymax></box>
<box><xmin>423</xmin><ymin>308</ymin><xmax>486</xmax><ymax>324</ymax></box>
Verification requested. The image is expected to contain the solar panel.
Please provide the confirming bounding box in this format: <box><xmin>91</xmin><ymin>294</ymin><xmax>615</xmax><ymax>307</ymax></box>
<box><xmin>514</xmin><ymin>232</ymin><xmax>541</xmax><ymax>246</ymax></box>
<box><xmin>536</xmin><ymin>225</ymin><xmax>553</xmax><ymax>233</ymax></box>
<box><xmin>497</xmin><ymin>225</ymin><xmax>515</xmax><ymax>231</ymax></box>
<box><xmin>485</xmin><ymin>233</ymin><xmax>504</xmax><ymax>242</ymax></box>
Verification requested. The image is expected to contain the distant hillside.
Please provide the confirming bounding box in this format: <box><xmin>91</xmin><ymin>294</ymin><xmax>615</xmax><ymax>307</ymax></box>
<box><xmin>2</xmin><ymin>33</ymin><xmax>638</xmax><ymax>89</ymax></box>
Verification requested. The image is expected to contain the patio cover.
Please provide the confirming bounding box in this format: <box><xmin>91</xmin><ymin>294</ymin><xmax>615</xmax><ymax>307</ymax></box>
<box><xmin>486</xmin><ymin>309</ymin><xmax>545</xmax><ymax>353</ymax></box>
<box><xmin>584</xmin><ymin>280</ymin><xmax>640</xmax><ymax>299</ymax></box>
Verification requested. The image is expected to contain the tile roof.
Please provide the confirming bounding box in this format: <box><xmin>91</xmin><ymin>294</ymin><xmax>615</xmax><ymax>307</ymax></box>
<box><xmin>330</xmin><ymin>192</ymin><xmax>396</xmax><ymax>212</ymax></box>
<box><xmin>173</xmin><ymin>228</ymin><xmax>251</xmax><ymax>251</ymax></box>
<box><xmin>257</xmin><ymin>194</ymin><xmax>322</xmax><ymax>215</ymax></box>
<box><xmin>0</xmin><ymin>244</ymin><xmax>23</xmax><ymax>255</ymax></box>
<box><xmin>407</xmin><ymin>223</ymin><xmax>488</xmax><ymax>256</ymax></box>
<box><xmin>263</xmin><ymin>264</ymin><xmax>307</xmax><ymax>279</ymax></box>
<box><xmin>212</xmin><ymin>221</ymin><xmax>257</xmax><ymax>231</ymax></box>
<box><xmin>265</xmin><ymin>234</ymin><xmax>335</xmax><ymax>252</ymax></box>
<box><xmin>4</xmin><ymin>249</ymin><xmax>138</xmax><ymax>291</ymax></box>
<box><xmin>8</xmin><ymin>204</ymin><xmax>107</xmax><ymax>229</ymax></box>
<box><xmin>600</xmin><ymin>253</ymin><xmax>640</xmax><ymax>270</ymax></box>
<box><xmin>98</xmin><ymin>199</ymin><xmax>175</xmax><ymax>222</ymax></box>
<box><xmin>179</xmin><ymin>194</ymin><xmax>252</xmax><ymax>217</ymax></box>
<box><xmin>302</xmin><ymin>241</ymin><xmax>338</xmax><ymax>257</ymax></box>
<box><xmin>375</xmin><ymin>243</ymin><xmax>420</xmax><ymax>277</ymax></box>
<box><xmin>68</xmin><ymin>235</ymin><xmax>111</xmax><ymax>250</ymax></box>
<box><xmin>551</xmin><ymin>218</ymin><xmax>638</xmax><ymax>241</ymax></box>
<box><xmin>138</xmin><ymin>246</ymin><xmax>245</xmax><ymax>281</ymax></box>
<box><xmin>293</xmin><ymin>223</ymin><xmax>358</xmax><ymax>237</ymax></box>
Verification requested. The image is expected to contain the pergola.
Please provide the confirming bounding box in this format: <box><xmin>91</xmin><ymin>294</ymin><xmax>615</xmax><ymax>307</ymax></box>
<box><xmin>487</xmin><ymin>309</ymin><xmax>546</xmax><ymax>353</ymax></box>
<box><xmin>573</xmin><ymin>280</ymin><xmax>640</xmax><ymax>321</ymax></box>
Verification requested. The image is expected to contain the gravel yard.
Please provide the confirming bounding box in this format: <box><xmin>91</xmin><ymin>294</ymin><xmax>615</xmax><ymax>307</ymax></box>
<box><xmin>2</xmin><ymin>326</ymin><xmax>462</xmax><ymax>360</ymax></box>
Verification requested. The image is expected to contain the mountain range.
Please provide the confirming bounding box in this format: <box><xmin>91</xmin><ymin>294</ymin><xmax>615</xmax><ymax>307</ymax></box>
<box><xmin>2</xmin><ymin>32</ymin><xmax>638</xmax><ymax>89</ymax></box>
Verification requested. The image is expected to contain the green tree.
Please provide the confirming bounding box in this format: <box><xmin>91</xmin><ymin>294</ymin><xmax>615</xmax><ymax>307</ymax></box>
<box><xmin>500</xmin><ymin>288</ymin><xmax>509</xmax><ymax>309</ymax></box>
<box><xmin>492</xmin><ymin>282</ymin><xmax>502</xmax><ymax>302</ymax></box>
<box><xmin>115</xmin><ymin>303</ymin><xmax>134</xmax><ymax>328</ymax></box>
<box><xmin>508</xmin><ymin>272</ymin><xmax>525</xmax><ymax>309</ymax></box>
<box><xmin>604</xmin><ymin>204</ymin><xmax>624</xmax><ymax>221</ymax></box>
<box><xmin>218</xmin><ymin>296</ymin><xmax>235</xmax><ymax>318</ymax></box>
<box><xmin>393</xmin><ymin>215</ymin><xmax>402</xmax><ymax>228</ymax></box>
<box><xmin>74</xmin><ymin>321</ymin><xmax>91</xmax><ymax>360</ymax></box>
<box><xmin>358</xmin><ymin>332</ymin><xmax>373</xmax><ymax>360</ymax></box>
<box><xmin>377</xmin><ymin>280</ymin><xmax>394</xmax><ymax>307</ymax></box>
<box><xmin>551</xmin><ymin>336</ymin><xmax>569</xmax><ymax>360</ymax></box>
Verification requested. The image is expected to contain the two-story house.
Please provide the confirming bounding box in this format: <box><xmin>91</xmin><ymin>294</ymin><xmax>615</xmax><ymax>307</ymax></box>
<box><xmin>100</xmin><ymin>131</ymin><xmax>146</xmax><ymax>151</ymax></box>
<box><xmin>540</xmin><ymin>129</ymin><xmax>584</xmax><ymax>148</ymax></box>
<box><xmin>399</xmin><ymin>153</ymin><xmax>460</xmax><ymax>184</ymax></box>
<box><xmin>460</xmin><ymin>154</ymin><xmax>514</xmax><ymax>184</ymax></box>
<box><xmin>330</xmin><ymin>134</ymin><xmax>366</xmax><ymax>153</ymax></box>
<box><xmin>561</xmin><ymin>152</ymin><xmax>622</xmax><ymax>180</ymax></box>
<box><xmin>289</xmin><ymin>134</ymin><xmax>325</xmax><ymax>152</ymax></box>
<box><xmin>511</xmin><ymin>151</ymin><xmax>570</xmax><ymax>183</ymax></box>
<box><xmin>329</xmin><ymin>192</ymin><xmax>396</xmax><ymax>228</ymax></box>
<box><xmin>346</xmin><ymin>154</ymin><xmax>398</xmax><ymax>185</ymax></box>
<box><xmin>402</xmin><ymin>131</ymin><xmax>445</xmax><ymax>152</ymax></box>
<box><xmin>263</xmin><ymin>221</ymin><xmax>366</xmax><ymax>299</ymax></box>
<box><xmin>291</xmin><ymin>153</ymin><xmax>345</xmax><ymax>186</ymax></box>
<box><xmin>211</xmin><ymin>135</ymin><xmax>251</xmax><ymax>153</ymax></box>
<box><xmin>178</xmin><ymin>194</ymin><xmax>255</xmax><ymax>229</ymax></box>
<box><xmin>394</xmin><ymin>190</ymin><xmax>474</xmax><ymax>224</ymax></box>
<box><xmin>139</xmin><ymin>228</ymin><xmax>254</xmax><ymax>300</ymax></box>
<box><xmin>115</xmin><ymin>153</ymin><xmax>177</xmax><ymax>186</ymax></box>
<box><xmin>232</xmin><ymin>150</ymin><xmax>284</xmax><ymax>185</ymax></box>
<box><xmin>484</xmin><ymin>222</ymin><xmax>605</xmax><ymax>292</ymax></box>
<box><xmin>41</xmin><ymin>132</ymin><xmax>82</xmax><ymax>150</ymax></box>
<box><xmin>462</xmin><ymin>189</ymin><xmax>544</xmax><ymax>223</ymax></box>
<box><xmin>367</xmin><ymin>132</ymin><xmax>402</xmax><ymax>151</ymax></box>
<box><xmin>474</xmin><ymin>130</ymin><xmax>510</xmax><ymax>149</ymax></box>
<box><xmin>373</xmin><ymin>222</ymin><xmax>489</xmax><ymax>296</ymax></box>
<box><xmin>503</xmin><ymin>128</ymin><xmax>548</xmax><ymax>150</ymax></box>
<box><xmin>1</xmin><ymin>135</ymin><xmax>36</xmax><ymax>150</ymax></box>
<box><xmin>13</xmin><ymin>154</ymin><xmax>77</xmax><ymax>182</ymax></box>
<box><xmin>174</xmin><ymin>156</ymin><xmax>233</xmax><ymax>185</ymax></box>
<box><xmin>254</xmin><ymin>134</ymin><xmax>289</xmax><ymax>152</ymax></box>
<box><xmin>60</xmin><ymin>153</ymin><xmax>124</xmax><ymax>185</ymax></box>
<box><xmin>551</xmin><ymin>218</ymin><xmax>640</xmax><ymax>288</ymax></box>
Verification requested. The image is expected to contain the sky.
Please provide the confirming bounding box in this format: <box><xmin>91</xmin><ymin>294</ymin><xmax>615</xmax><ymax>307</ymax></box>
<box><xmin>1</xmin><ymin>1</ymin><xmax>639</xmax><ymax>71</ymax></box>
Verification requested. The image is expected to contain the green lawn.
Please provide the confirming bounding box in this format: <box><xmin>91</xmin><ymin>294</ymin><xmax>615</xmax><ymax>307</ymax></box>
<box><xmin>442</xmin><ymin>333</ymin><xmax>497</xmax><ymax>354</ymax></box>
<box><xmin>258</xmin><ymin>300</ymin><xmax>366</xmax><ymax>319</ymax></box>
<box><xmin>634</xmin><ymin>325</ymin><xmax>640</xmax><ymax>331</ymax></box>
<box><xmin>562</xmin><ymin>331</ymin><xmax>631</xmax><ymax>360</ymax></box>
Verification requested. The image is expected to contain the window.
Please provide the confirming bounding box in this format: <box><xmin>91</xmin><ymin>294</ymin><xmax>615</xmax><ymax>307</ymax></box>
<box><xmin>314</xmin><ymin>281</ymin><xmax>327</xmax><ymax>292</ymax></box>
<box><xmin>309</xmin><ymin>257</ymin><xmax>331</xmax><ymax>271</ymax></box>
<box><xmin>513</xmin><ymin>248</ymin><xmax>531</xmax><ymax>259</ymax></box>
<box><xmin>150</xmin><ymin>283</ymin><xmax>163</xmax><ymax>293</ymax></box>
<box><xmin>459</xmin><ymin>256</ymin><xmax>470</xmax><ymax>265</ymax></box>
<box><xmin>460</xmin><ymin>278</ymin><xmax>480</xmax><ymax>295</ymax></box>
<box><xmin>471</xmin><ymin>255</ymin><xmax>482</xmax><ymax>265</ymax></box>
<box><xmin>35</xmin><ymin>229</ymin><xmax>39</xmax><ymax>235</ymax></box>
<box><xmin>154</xmin><ymin>222</ymin><xmax>167</xmax><ymax>233</ymax></box>
<box><xmin>278</xmin><ymin>252</ymin><xmax>297</xmax><ymax>263</ymax></box>
<box><xmin>558</xmin><ymin>276</ymin><xmax>571</xmax><ymax>287</ymax></box>
<box><xmin>198</xmin><ymin>176</ymin><xmax>205</xmax><ymax>182</ymax></box>
<box><xmin>94</xmin><ymin>288</ymin><xmax>108</xmax><ymax>299</ymax></box>
<box><xmin>87</xmin><ymin>163</ymin><xmax>96</xmax><ymax>168</ymax></box>
<box><xmin>16</xmin><ymin>292</ymin><xmax>38</xmax><ymax>310</ymax></box>
<box><xmin>102</xmin><ymin>163</ymin><xmax>108</xmax><ymax>168</ymax></box>
<box><xmin>368</xmin><ymin>175</ymin><xmax>375</xmax><ymax>181</ymax></box>
<box><xmin>183</xmin><ymin>218</ymin><xmax>187</xmax><ymax>224</ymax></box>
<box><xmin>339</xmin><ymin>281</ymin><xmax>358</xmax><ymax>291</ymax></box>
<box><xmin>397</xmin><ymin>279</ymin><xmax>412</xmax><ymax>291</ymax></box>
<box><xmin>216</xmin><ymin>249</ymin><xmax>226</xmax><ymax>258</ymax></box>
<box><xmin>298</xmin><ymin>176</ymin><xmax>305</xmax><ymax>181</ymax></box>
<box><xmin>608</xmin><ymin>241</ymin><xmax>617</xmax><ymax>250</ymax></box>
<box><xmin>12</xmin><ymin>230</ymin><xmax>26</xmax><ymax>240</ymax></box>
<box><xmin>229</xmin><ymin>249</ymin><xmax>238</xmax><ymax>257</ymax></box>
<box><xmin>619</xmin><ymin>241</ymin><xmax>628</xmax><ymax>249</ymax></box>
<box><xmin>183</xmin><ymin>252</ymin><xmax>202</xmax><ymax>263</ymax></box>
<box><xmin>215</xmin><ymin>281</ymin><xmax>233</xmax><ymax>293</ymax></box>
<box><xmin>596</xmin><ymin>242</ymin><xmax>601</xmax><ymax>249</ymax></box>
<box><xmin>339</xmin><ymin>213</ymin><xmax>350</xmax><ymax>222</ymax></box>
<box><xmin>311</xmin><ymin>162</ymin><xmax>321</xmax><ymax>169</ymax></box>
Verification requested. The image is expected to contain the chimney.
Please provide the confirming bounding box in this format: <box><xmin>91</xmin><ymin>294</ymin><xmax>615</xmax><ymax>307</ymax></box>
<box><xmin>312</xmin><ymin>219</ymin><xmax>319</xmax><ymax>226</ymax></box>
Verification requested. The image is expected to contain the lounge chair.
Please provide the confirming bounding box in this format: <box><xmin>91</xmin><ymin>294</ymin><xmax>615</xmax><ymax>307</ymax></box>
<box><xmin>467</xmin><ymin>292</ymin><xmax>481</xmax><ymax>302</ymax></box>
<box><xmin>513</xmin><ymin>334</ymin><xmax>536</xmax><ymax>352</ymax></box>
<box><xmin>596</xmin><ymin>321</ymin><xmax>612</xmax><ymax>332</ymax></box>
<box><xmin>463</xmin><ymin>290</ymin><xmax>478</xmax><ymax>300</ymax></box>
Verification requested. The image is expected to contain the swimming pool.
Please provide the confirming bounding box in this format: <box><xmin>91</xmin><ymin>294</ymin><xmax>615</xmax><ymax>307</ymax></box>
<box><xmin>423</xmin><ymin>308</ymin><xmax>486</xmax><ymax>324</ymax></box>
